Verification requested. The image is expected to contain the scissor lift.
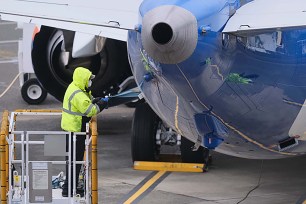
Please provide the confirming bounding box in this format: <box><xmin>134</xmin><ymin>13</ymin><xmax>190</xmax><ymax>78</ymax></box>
<box><xmin>0</xmin><ymin>110</ymin><xmax>99</xmax><ymax>204</ymax></box>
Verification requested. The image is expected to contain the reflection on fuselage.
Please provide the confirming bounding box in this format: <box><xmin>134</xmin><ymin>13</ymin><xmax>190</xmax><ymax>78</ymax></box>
<box><xmin>128</xmin><ymin>0</ymin><xmax>306</xmax><ymax>159</ymax></box>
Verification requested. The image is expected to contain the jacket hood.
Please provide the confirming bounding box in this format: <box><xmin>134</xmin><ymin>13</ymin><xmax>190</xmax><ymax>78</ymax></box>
<box><xmin>72</xmin><ymin>67</ymin><xmax>92</xmax><ymax>91</ymax></box>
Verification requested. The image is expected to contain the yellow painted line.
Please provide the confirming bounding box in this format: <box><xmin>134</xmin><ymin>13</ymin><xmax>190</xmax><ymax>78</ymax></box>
<box><xmin>134</xmin><ymin>161</ymin><xmax>205</xmax><ymax>173</ymax></box>
<box><xmin>302</xmin><ymin>200</ymin><xmax>306</xmax><ymax>204</ymax></box>
<box><xmin>123</xmin><ymin>171</ymin><xmax>167</xmax><ymax>204</ymax></box>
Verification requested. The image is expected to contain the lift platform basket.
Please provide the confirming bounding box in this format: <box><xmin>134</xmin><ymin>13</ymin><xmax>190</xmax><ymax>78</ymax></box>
<box><xmin>0</xmin><ymin>110</ymin><xmax>99</xmax><ymax>204</ymax></box>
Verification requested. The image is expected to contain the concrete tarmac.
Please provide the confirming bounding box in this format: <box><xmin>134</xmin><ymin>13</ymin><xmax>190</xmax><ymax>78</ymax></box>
<box><xmin>1</xmin><ymin>21</ymin><xmax>306</xmax><ymax>204</ymax></box>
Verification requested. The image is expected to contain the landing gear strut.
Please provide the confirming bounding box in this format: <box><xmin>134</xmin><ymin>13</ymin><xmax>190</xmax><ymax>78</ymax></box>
<box><xmin>132</xmin><ymin>103</ymin><xmax>212</xmax><ymax>166</ymax></box>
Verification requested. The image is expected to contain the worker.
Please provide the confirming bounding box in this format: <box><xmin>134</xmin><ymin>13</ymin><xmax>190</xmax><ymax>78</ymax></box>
<box><xmin>61</xmin><ymin>67</ymin><xmax>107</xmax><ymax>197</ymax></box>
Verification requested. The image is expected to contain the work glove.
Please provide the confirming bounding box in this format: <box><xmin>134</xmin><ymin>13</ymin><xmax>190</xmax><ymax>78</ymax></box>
<box><xmin>96</xmin><ymin>97</ymin><xmax>109</xmax><ymax>111</ymax></box>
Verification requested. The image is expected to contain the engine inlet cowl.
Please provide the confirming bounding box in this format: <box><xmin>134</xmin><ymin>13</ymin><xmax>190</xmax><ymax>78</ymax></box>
<box><xmin>141</xmin><ymin>5</ymin><xmax>198</xmax><ymax>64</ymax></box>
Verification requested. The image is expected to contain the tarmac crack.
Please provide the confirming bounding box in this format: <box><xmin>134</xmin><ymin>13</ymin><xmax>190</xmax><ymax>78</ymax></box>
<box><xmin>102</xmin><ymin>161</ymin><xmax>265</xmax><ymax>204</ymax></box>
<box><xmin>144</xmin><ymin>189</ymin><xmax>223</xmax><ymax>204</ymax></box>
<box><xmin>235</xmin><ymin>160</ymin><xmax>264</xmax><ymax>204</ymax></box>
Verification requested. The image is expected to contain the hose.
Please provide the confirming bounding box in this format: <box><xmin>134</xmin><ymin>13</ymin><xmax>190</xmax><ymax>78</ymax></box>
<box><xmin>0</xmin><ymin>72</ymin><xmax>22</xmax><ymax>99</ymax></box>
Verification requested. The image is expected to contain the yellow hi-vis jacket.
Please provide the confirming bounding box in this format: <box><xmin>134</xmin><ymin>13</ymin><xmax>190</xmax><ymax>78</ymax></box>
<box><xmin>61</xmin><ymin>67</ymin><xmax>100</xmax><ymax>132</ymax></box>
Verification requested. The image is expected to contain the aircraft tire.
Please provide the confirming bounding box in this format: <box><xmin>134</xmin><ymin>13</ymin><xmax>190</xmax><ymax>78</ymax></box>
<box><xmin>21</xmin><ymin>78</ymin><xmax>47</xmax><ymax>104</ymax></box>
<box><xmin>32</xmin><ymin>26</ymin><xmax>67</xmax><ymax>101</ymax></box>
<box><xmin>89</xmin><ymin>39</ymin><xmax>132</xmax><ymax>97</ymax></box>
<box><xmin>131</xmin><ymin>103</ymin><xmax>160</xmax><ymax>161</ymax></box>
<box><xmin>180</xmin><ymin>137</ymin><xmax>207</xmax><ymax>164</ymax></box>
<box><xmin>32</xmin><ymin>26</ymin><xmax>132</xmax><ymax>101</ymax></box>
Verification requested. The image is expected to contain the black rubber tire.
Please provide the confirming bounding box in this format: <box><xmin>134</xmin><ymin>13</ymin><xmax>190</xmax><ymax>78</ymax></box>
<box><xmin>180</xmin><ymin>137</ymin><xmax>207</xmax><ymax>163</ymax></box>
<box><xmin>32</xmin><ymin>26</ymin><xmax>132</xmax><ymax>101</ymax></box>
<box><xmin>90</xmin><ymin>39</ymin><xmax>132</xmax><ymax>97</ymax></box>
<box><xmin>131</xmin><ymin>103</ymin><xmax>160</xmax><ymax>161</ymax></box>
<box><xmin>21</xmin><ymin>78</ymin><xmax>48</xmax><ymax>104</ymax></box>
<box><xmin>32</xmin><ymin>26</ymin><xmax>66</xmax><ymax>101</ymax></box>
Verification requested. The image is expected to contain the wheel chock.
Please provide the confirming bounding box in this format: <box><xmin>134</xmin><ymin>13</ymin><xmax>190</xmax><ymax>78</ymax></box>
<box><xmin>133</xmin><ymin>161</ymin><xmax>206</xmax><ymax>173</ymax></box>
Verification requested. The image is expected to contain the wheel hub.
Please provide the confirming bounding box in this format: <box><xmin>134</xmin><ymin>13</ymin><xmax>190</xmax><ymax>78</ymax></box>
<box><xmin>27</xmin><ymin>84</ymin><xmax>42</xmax><ymax>100</ymax></box>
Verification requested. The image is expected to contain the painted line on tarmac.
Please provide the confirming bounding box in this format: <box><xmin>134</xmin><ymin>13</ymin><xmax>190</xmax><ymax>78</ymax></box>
<box><xmin>0</xmin><ymin>40</ymin><xmax>18</xmax><ymax>44</ymax></box>
<box><xmin>0</xmin><ymin>22</ymin><xmax>16</xmax><ymax>25</ymax></box>
<box><xmin>0</xmin><ymin>59</ymin><xmax>18</xmax><ymax>64</ymax></box>
<box><xmin>296</xmin><ymin>193</ymin><xmax>306</xmax><ymax>204</ymax></box>
<box><xmin>121</xmin><ymin>171</ymin><xmax>170</xmax><ymax>204</ymax></box>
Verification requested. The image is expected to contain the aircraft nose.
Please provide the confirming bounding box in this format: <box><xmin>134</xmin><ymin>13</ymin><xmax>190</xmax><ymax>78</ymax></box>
<box><xmin>141</xmin><ymin>5</ymin><xmax>198</xmax><ymax>64</ymax></box>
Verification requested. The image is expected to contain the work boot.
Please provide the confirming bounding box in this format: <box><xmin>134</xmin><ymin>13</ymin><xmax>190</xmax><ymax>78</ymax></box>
<box><xmin>62</xmin><ymin>188</ymin><xmax>84</xmax><ymax>197</ymax></box>
<box><xmin>62</xmin><ymin>182</ymin><xmax>84</xmax><ymax>197</ymax></box>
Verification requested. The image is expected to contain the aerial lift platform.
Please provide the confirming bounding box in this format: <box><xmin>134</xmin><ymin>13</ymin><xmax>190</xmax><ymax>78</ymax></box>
<box><xmin>0</xmin><ymin>109</ymin><xmax>99</xmax><ymax>204</ymax></box>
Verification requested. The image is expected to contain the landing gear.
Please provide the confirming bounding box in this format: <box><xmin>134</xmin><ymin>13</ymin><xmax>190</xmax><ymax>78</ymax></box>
<box><xmin>21</xmin><ymin>78</ymin><xmax>47</xmax><ymax>104</ymax></box>
<box><xmin>132</xmin><ymin>103</ymin><xmax>212</xmax><ymax>167</ymax></box>
<box><xmin>131</xmin><ymin>103</ymin><xmax>160</xmax><ymax>161</ymax></box>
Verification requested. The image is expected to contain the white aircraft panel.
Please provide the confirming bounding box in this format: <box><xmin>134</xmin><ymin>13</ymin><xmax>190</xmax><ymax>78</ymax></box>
<box><xmin>0</xmin><ymin>0</ymin><xmax>143</xmax><ymax>41</ymax></box>
<box><xmin>223</xmin><ymin>0</ymin><xmax>306</xmax><ymax>34</ymax></box>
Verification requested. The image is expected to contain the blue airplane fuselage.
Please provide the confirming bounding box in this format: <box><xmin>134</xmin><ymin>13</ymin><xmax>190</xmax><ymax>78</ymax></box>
<box><xmin>128</xmin><ymin>0</ymin><xmax>306</xmax><ymax>159</ymax></box>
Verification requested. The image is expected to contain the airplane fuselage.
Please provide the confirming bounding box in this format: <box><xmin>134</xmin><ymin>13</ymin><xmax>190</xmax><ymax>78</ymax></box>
<box><xmin>128</xmin><ymin>0</ymin><xmax>306</xmax><ymax>159</ymax></box>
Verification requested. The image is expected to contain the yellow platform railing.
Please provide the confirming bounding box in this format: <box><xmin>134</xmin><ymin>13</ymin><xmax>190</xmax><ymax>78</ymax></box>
<box><xmin>0</xmin><ymin>110</ymin><xmax>8</xmax><ymax>204</ymax></box>
<box><xmin>0</xmin><ymin>109</ymin><xmax>99</xmax><ymax>204</ymax></box>
<box><xmin>90</xmin><ymin>116</ymin><xmax>98</xmax><ymax>204</ymax></box>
